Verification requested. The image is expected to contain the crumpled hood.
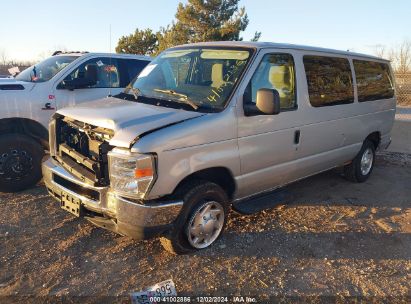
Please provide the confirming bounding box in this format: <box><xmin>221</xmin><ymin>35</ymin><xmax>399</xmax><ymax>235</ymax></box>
<box><xmin>57</xmin><ymin>97</ymin><xmax>205</xmax><ymax>148</ymax></box>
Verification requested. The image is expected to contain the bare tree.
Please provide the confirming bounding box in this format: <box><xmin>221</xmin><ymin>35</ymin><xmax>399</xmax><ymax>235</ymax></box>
<box><xmin>373</xmin><ymin>44</ymin><xmax>396</xmax><ymax>62</ymax></box>
<box><xmin>374</xmin><ymin>44</ymin><xmax>388</xmax><ymax>59</ymax></box>
<box><xmin>393</xmin><ymin>40</ymin><xmax>411</xmax><ymax>74</ymax></box>
<box><xmin>37</xmin><ymin>50</ymin><xmax>51</xmax><ymax>61</ymax></box>
<box><xmin>0</xmin><ymin>49</ymin><xmax>8</xmax><ymax>66</ymax></box>
<box><xmin>373</xmin><ymin>40</ymin><xmax>411</xmax><ymax>73</ymax></box>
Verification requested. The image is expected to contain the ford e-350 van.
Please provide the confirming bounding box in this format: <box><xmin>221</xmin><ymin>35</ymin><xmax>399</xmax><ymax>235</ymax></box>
<box><xmin>42</xmin><ymin>42</ymin><xmax>396</xmax><ymax>254</ymax></box>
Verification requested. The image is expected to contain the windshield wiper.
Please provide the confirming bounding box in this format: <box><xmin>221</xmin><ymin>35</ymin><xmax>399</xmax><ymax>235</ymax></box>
<box><xmin>124</xmin><ymin>87</ymin><xmax>141</xmax><ymax>100</ymax></box>
<box><xmin>153</xmin><ymin>88</ymin><xmax>198</xmax><ymax>110</ymax></box>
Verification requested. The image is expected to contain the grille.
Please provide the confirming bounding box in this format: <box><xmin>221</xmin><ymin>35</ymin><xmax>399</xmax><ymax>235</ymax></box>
<box><xmin>55</xmin><ymin>117</ymin><xmax>113</xmax><ymax>186</ymax></box>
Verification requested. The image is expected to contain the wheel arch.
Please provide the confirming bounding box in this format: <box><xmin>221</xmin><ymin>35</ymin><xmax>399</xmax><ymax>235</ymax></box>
<box><xmin>0</xmin><ymin>118</ymin><xmax>49</xmax><ymax>149</ymax></box>
<box><xmin>365</xmin><ymin>131</ymin><xmax>381</xmax><ymax>150</ymax></box>
<box><xmin>171</xmin><ymin>167</ymin><xmax>237</xmax><ymax>200</ymax></box>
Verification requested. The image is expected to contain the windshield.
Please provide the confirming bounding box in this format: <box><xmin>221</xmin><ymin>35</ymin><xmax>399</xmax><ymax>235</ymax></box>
<box><xmin>128</xmin><ymin>47</ymin><xmax>253</xmax><ymax>111</ymax></box>
<box><xmin>15</xmin><ymin>55</ymin><xmax>77</xmax><ymax>82</ymax></box>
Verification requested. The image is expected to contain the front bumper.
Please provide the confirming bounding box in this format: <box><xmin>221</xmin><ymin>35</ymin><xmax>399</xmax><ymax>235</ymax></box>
<box><xmin>42</xmin><ymin>158</ymin><xmax>183</xmax><ymax>240</ymax></box>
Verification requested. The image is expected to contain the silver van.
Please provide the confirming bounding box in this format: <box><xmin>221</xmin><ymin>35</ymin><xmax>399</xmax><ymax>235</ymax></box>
<box><xmin>42</xmin><ymin>42</ymin><xmax>396</xmax><ymax>254</ymax></box>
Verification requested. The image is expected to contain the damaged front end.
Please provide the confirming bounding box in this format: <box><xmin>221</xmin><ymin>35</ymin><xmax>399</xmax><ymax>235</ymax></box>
<box><xmin>43</xmin><ymin>114</ymin><xmax>183</xmax><ymax>240</ymax></box>
<box><xmin>50</xmin><ymin>115</ymin><xmax>114</xmax><ymax>186</ymax></box>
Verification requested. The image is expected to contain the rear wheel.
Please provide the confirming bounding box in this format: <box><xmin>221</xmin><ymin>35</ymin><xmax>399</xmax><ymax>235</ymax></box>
<box><xmin>160</xmin><ymin>181</ymin><xmax>229</xmax><ymax>254</ymax></box>
<box><xmin>344</xmin><ymin>140</ymin><xmax>375</xmax><ymax>183</ymax></box>
<box><xmin>0</xmin><ymin>134</ymin><xmax>44</xmax><ymax>192</ymax></box>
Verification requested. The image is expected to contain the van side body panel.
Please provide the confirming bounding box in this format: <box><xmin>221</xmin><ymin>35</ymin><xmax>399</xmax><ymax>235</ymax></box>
<box><xmin>234</xmin><ymin>49</ymin><xmax>396</xmax><ymax>199</ymax></box>
<box><xmin>136</xmin><ymin>49</ymin><xmax>396</xmax><ymax>201</ymax></box>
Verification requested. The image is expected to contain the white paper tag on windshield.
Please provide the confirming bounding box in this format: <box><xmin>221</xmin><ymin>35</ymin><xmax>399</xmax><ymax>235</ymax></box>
<box><xmin>130</xmin><ymin>279</ymin><xmax>177</xmax><ymax>304</ymax></box>
<box><xmin>138</xmin><ymin>64</ymin><xmax>157</xmax><ymax>78</ymax></box>
<box><xmin>8</xmin><ymin>66</ymin><xmax>20</xmax><ymax>76</ymax></box>
<box><xmin>96</xmin><ymin>60</ymin><xmax>104</xmax><ymax>67</ymax></box>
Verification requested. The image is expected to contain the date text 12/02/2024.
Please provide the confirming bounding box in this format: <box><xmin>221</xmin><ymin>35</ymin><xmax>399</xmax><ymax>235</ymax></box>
<box><xmin>136</xmin><ymin>296</ymin><xmax>257</xmax><ymax>303</ymax></box>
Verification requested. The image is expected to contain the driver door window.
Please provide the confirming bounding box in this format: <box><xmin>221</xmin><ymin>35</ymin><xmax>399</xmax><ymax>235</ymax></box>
<box><xmin>58</xmin><ymin>57</ymin><xmax>121</xmax><ymax>89</ymax></box>
<box><xmin>244</xmin><ymin>53</ymin><xmax>296</xmax><ymax>111</ymax></box>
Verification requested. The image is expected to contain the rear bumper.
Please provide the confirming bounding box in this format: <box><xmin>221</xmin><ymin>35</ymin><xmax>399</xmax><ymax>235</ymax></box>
<box><xmin>42</xmin><ymin>158</ymin><xmax>183</xmax><ymax>240</ymax></box>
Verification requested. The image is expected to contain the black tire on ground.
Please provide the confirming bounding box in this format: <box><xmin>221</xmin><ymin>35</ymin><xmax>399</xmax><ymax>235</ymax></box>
<box><xmin>344</xmin><ymin>139</ymin><xmax>376</xmax><ymax>183</ymax></box>
<box><xmin>160</xmin><ymin>180</ymin><xmax>229</xmax><ymax>255</ymax></box>
<box><xmin>0</xmin><ymin>134</ymin><xmax>44</xmax><ymax>192</ymax></box>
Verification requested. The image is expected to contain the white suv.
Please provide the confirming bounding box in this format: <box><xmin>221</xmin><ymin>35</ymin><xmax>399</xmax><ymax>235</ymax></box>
<box><xmin>0</xmin><ymin>51</ymin><xmax>151</xmax><ymax>192</ymax></box>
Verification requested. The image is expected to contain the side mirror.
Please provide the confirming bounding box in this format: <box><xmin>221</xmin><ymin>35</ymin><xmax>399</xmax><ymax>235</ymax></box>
<box><xmin>256</xmin><ymin>88</ymin><xmax>280</xmax><ymax>115</ymax></box>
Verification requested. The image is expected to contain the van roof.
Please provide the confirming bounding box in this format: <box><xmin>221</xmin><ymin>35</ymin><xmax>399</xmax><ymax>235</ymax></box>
<box><xmin>171</xmin><ymin>41</ymin><xmax>389</xmax><ymax>62</ymax></box>
<box><xmin>54</xmin><ymin>52</ymin><xmax>151</xmax><ymax>61</ymax></box>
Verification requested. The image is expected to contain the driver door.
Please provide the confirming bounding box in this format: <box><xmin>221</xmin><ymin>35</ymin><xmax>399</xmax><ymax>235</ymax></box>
<box><xmin>236</xmin><ymin>50</ymin><xmax>302</xmax><ymax>198</ymax></box>
<box><xmin>53</xmin><ymin>57</ymin><xmax>123</xmax><ymax>109</ymax></box>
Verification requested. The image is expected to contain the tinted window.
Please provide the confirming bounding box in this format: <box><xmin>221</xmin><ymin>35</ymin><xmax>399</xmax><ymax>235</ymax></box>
<box><xmin>60</xmin><ymin>57</ymin><xmax>121</xmax><ymax>89</ymax></box>
<box><xmin>353</xmin><ymin>60</ymin><xmax>394</xmax><ymax>102</ymax></box>
<box><xmin>244</xmin><ymin>53</ymin><xmax>296</xmax><ymax>110</ymax></box>
<box><xmin>119</xmin><ymin>59</ymin><xmax>150</xmax><ymax>86</ymax></box>
<box><xmin>304</xmin><ymin>56</ymin><xmax>354</xmax><ymax>107</ymax></box>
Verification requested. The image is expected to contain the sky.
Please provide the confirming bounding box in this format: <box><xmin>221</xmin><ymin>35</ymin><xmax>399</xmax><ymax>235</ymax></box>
<box><xmin>0</xmin><ymin>0</ymin><xmax>410</xmax><ymax>62</ymax></box>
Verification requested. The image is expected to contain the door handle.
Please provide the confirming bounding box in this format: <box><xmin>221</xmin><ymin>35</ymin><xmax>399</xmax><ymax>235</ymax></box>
<box><xmin>294</xmin><ymin>130</ymin><xmax>300</xmax><ymax>144</ymax></box>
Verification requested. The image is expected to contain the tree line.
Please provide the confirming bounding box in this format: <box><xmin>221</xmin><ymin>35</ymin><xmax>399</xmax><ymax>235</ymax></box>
<box><xmin>0</xmin><ymin>49</ymin><xmax>35</xmax><ymax>67</ymax></box>
<box><xmin>374</xmin><ymin>40</ymin><xmax>411</xmax><ymax>74</ymax></box>
<box><xmin>115</xmin><ymin>0</ymin><xmax>260</xmax><ymax>56</ymax></box>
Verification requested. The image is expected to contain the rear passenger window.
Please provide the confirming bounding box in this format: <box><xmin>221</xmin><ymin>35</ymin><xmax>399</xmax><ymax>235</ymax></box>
<box><xmin>353</xmin><ymin>60</ymin><xmax>394</xmax><ymax>102</ymax></box>
<box><xmin>303</xmin><ymin>56</ymin><xmax>354</xmax><ymax>107</ymax></box>
<box><xmin>244</xmin><ymin>53</ymin><xmax>296</xmax><ymax>110</ymax></box>
<box><xmin>118</xmin><ymin>59</ymin><xmax>150</xmax><ymax>87</ymax></box>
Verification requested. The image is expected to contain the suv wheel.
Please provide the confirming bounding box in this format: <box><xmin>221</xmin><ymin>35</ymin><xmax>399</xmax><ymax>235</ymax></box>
<box><xmin>0</xmin><ymin>134</ymin><xmax>44</xmax><ymax>192</ymax></box>
<box><xmin>344</xmin><ymin>139</ymin><xmax>376</xmax><ymax>183</ymax></box>
<box><xmin>160</xmin><ymin>181</ymin><xmax>229</xmax><ymax>254</ymax></box>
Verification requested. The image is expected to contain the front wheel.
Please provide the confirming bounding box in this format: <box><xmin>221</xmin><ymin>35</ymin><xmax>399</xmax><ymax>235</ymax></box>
<box><xmin>344</xmin><ymin>140</ymin><xmax>376</xmax><ymax>183</ymax></box>
<box><xmin>160</xmin><ymin>181</ymin><xmax>229</xmax><ymax>254</ymax></box>
<box><xmin>0</xmin><ymin>134</ymin><xmax>44</xmax><ymax>192</ymax></box>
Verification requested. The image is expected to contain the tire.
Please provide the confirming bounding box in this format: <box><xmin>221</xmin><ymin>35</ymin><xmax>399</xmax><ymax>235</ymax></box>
<box><xmin>160</xmin><ymin>180</ymin><xmax>229</xmax><ymax>254</ymax></box>
<box><xmin>344</xmin><ymin>139</ymin><xmax>376</xmax><ymax>183</ymax></box>
<box><xmin>0</xmin><ymin>134</ymin><xmax>44</xmax><ymax>192</ymax></box>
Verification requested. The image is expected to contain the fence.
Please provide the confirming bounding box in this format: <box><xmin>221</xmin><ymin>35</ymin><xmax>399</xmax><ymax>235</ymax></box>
<box><xmin>395</xmin><ymin>73</ymin><xmax>411</xmax><ymax>105</ymax></box>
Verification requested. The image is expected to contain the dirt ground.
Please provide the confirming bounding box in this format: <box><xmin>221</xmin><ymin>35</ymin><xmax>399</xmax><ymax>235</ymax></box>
<box><xmin>0</xmin><ymin>152</ymin><xmax>410</xmax><ymax>303</ymax></box>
